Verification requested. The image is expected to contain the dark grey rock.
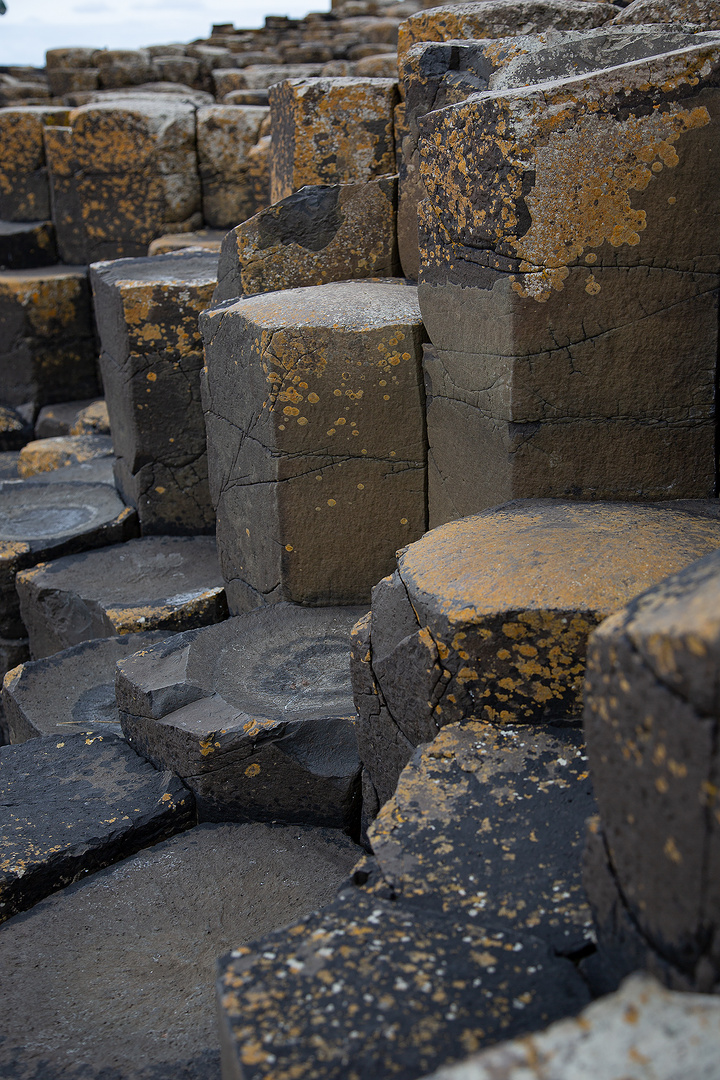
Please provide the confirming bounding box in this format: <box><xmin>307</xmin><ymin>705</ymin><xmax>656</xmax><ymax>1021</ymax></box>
<box><xmin>0</xmin><ymin>404</ymin><xmax>32</xmax><ymax>451</ymax></box>
<box><xmin>0</xmin><ymin>219</ymin><xmax>57</xmax><ymax>270</ymax></box>
<box><xmin>0</xmin><ymin>822</ymin><xmax>359</xmax><ymax>1079</ymax></box>
<box><xmin>34</xmin><ymin>398</ymin><xmax>98</xmax><ymax>438</ymax></box>
<box><xmin>117</xmin><ymin>603</ymin><xmax>365</xmax><ymax>830</ymax></box>
<box><xmin>0</xmin><ymin>731</ymin><xmax>194</xmax><ymax>921</ymax></box>
<box><xmin>2</xmin><ymin>631</ymin><xmax>173</xmax><ymax>742</ymax></box>
<box><xmin>16</xmin><ymin>534</ymin><xmax>227</xmax><ymax>660</ymax></box>
<box><xmin>0</xmin><ymin>450</ymin><xmax>20</xmax><ymax>480</ymax></box>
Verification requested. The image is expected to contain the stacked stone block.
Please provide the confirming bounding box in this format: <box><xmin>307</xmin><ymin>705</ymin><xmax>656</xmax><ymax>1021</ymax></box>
<box><xmin>200</xmin><ymin>279</ymin><xmax>427</xmax><ymax>611</ymax></box>
<box><xmin>417</xmin><ymin>35</ymin><xmax>720</xmax><ymax>523</ymax></box>
<box><xmin>90</xmin><ymin>249</ymin><xmax>217</xmax><ymax>534</ymax></box>
<box><xmin>196</xmin><ymin>104</ymin><xmax>270</xmax><ymax>228</ymax></box>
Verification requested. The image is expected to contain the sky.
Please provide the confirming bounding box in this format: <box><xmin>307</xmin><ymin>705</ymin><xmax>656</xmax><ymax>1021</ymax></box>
<box><xmin>0</xmin><ymin>0</ymin><xmax>328</xmax><ymax>67</ymax></box>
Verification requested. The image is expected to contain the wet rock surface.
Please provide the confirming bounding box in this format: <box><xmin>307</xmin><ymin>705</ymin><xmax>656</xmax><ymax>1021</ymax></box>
<box><xmin>16</xmin><ymin>534</ymin><xmax>227</xmax><ymax>659</ymax></box>
<box><xmin>0</xmin><ymin>822</ymin><xmax>360</xmax><ymax>1080</ymax></box>
<box><xmin>0</xmin><ymin>731</ymin><xmax>194</xmax><ymax>921</ymax></box>
<box><xmin>117</xmin><ymin>603</ymin><xmax>365</xmax><ymax>829</ymax></box>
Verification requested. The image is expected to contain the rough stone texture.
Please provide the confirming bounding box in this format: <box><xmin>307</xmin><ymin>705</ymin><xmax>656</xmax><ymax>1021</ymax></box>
<box><xmin>2</xmin><ymin>630</ymin><xmax>171</xmax><ymax>742</ymax></box>
<box><xmin>583</xmin><ymin>546</ymin><xmax>720</xmax><ymax>993</ymax></box>
<box><xmin>0</xmin><ymin>219</ymin><xmax>57</xmax><ymax>270</ymax></box>
<box><xmin>16</xmin><ymin>534</ymin><xmax>227</xmax><ymax>660</ymax></box>
<box><xmin>417</xmin><ymin>36</ymin><xmax>720</xmax><ymax>521</ymax></box>
<box><xmin>0</xmin><ymin>404</ymin><xmax>33</xmax><ymax>451</ymax></box>
<box><xmin>366</xmin><ymin>720</ymin><xmax>596</xmax><ymax>953</ymax></box>
<box><xmin>95</xmin><ymin>48</ymin><xmax>153</xmax><ymax>89</ymax></box>
<box><xmin>0</xmin><ymin>481</ymin><xmax>137</xmax><ymax>660</ymax></box>
<box><xmin>148</xmin><ymin>229</ymin><xmax>226</xmax><ymax>255</ymax></box>
<box><xmin>217</xmin><ymin>885</ymin><xmax>590</xmax><ymax>1080</ymax></box>
<box><xmin>0</xmin><ymin>106</ymin><xmax>70</xmax><ymax>221</ymax></box>
<box><xmin>422</xmin><ymin>973</ymin><xmax>720</xmax><ymax>1080</ymax></box>
<box><xmin>0</xmin><ymin>266</ymin><xmax>100</xmax><ymax>410</ymax></box>
<box><xmin>269</xmin><ymin>77</ymin><xmax>398</xmax><ymax>203</ymax></box>
<box><xmin>213</xmin><ymin>176</ymin><xmax>400</xmax><ymax>302</ymax></box>
<box><xmin>91</xmin><ymin>250</ymin><xmax>218</xmax><ymax>534</ymax></box>
<box><xmin>15</xmin><ymin>455</ymin><xmax>117</xmax><ymax>487</ymax></box>
<box><xmin>397</xmin><ymin>1</ymin><xmax>617</xmax><ymax>65</ymax></box>
<box><xmin>197</xmin><ymin>105</ymin><xmax>270</xmax><ymax>228</ymax></box>
<box><xmin>200</xmin><ymin>279</ymin><xmax>427</xmax><ymax>611</ymax></box>
<box><xmin>0</xmin><ymin>822</ymin><xmax>359</xmax><ymax>1080</ymax></box>
<box><xmin>351</xmin><ymin>499</ymin><xmax>720</xmax><ymax>808</ymax></box>
<box><xmin>34</xmin><ymin>397</ymin><xmax>99</xmax><ymax>438</ymax></box>
<box><xmin>246</xmin><ymin>132</ymin><xmax>272</xmax><ymax>212</ymax></box>
<box><xmin>234</xmin><ymin>63</ymin><xmax>327</xmax><ymax>91</ymax></box>
<box><xmin>0</xmin><ymin>731</ymin><xmax>193</xmax><ymax>922</ymax></box>
<box><xmin>117</xmin><ymin>603</ymin><xmax>364</xmax><ymax>829</ymax></box>
<box><xmin>43</xmin><ymin>124</ymin><xmax>87</xmax><ymax>265</ymax></box>
<box><xmin>613</xmin><ymin>0</ymin><xmax>720</xmax><ymax>26</ymax></box>
<box><xmin>70</xmin><ymin>398</ymin><xmax>110</xmax><ymax>435</ymax></box>
<box><xmin>224</xmin><ymin>89</ymin><xmax>271</xmax><ymax>107</ymax></box>
<box><xmin>54</xmin><ymin>98</ymin><xmax>202</xmax><ymax>263</ymax></box>
<box><xmin>17</xmin><ymin>434</ymin><xmax>113</xmax><ymax>478</ymax></box>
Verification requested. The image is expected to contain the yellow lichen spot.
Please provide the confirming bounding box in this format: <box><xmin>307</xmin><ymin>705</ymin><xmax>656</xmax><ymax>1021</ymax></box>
<box><xmin>357</xmin><ymin>484</ymin><xmax>365</xmax><ymax>490</ymax></box>
<box><xmin>155</xmin><ymin>486</ymin><xmax>166</xmax><ymax>494</ymax></box>
<box><xmin>668</xmin><ymin>196</ymin><xmax>676</xmax><ymax>204</ymax></box>
<box><xmin>327</xmin><ymin>499</ymin><xmax>336</xmax><ymax>507</ymax></box>
<box><xmin>161</xmin><ymin>793</ymin><xmax>172</xmax><ymax>802</ymax></box>
<box><xmin>334</xmin><ymin>389</ymin><xmax>342</xmax><ymax>397</ymax></box>
<box><xmin>664</xmin><ymin>836</ymin><xmax>682</xmax><ymax>864</ymax></box>
<box><xmin>245</xmin><ymin>763</ymin><xmax>261</xmax><ymax>778</ymax></box>
<box><xmin>585</xmin><ymin>274</ymin><xmax>601</xmax><ymax>295</ymax></box>
<box><xmin>327</xmin><ymin>428</ymin><xmax>336</xmax><ymax>436</ymax></box>
<box><xmin>383</xmin><ymin>394</ymin><xmax>390</xmax><ymax>401</ymax></box>
<box><xmin>199</xmin><ymin>738</ymin><xmax>216</xmax><ymax>757</ymax></box>
<box><xmin>585</xmin><ymin>253</ymin><xmax>597</xmax><ymax>264</ymax></box>
<box><xmin>308</xmin><ymin>392</ymin><xmax>319</xmax><ymax>403</ymax></box>
<box><xmin>400</xmin><ymin>517</ymin><xmax>408</xmax><ymax>525</ymax></box>
<box><xmin>283</xmin><ymin>406</ymin><xmax>299</xmax><ymax>416</ymax></box>
<box><xmin>285</xmin><ymin>544</ymin><xmax>294</xmax><ymax>552</ymax></box>
<box><xmin>297</xmin><ymin>416</ymin><xmax>308</xmax><ymax>426</ymax></box>
<box><xmin>146</xmin><ymin>372</ymin><xmax>157</xmax><ymax>382</ymax></box>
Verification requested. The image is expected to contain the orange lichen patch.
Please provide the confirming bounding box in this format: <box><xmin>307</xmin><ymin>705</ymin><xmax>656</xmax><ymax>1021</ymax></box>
<box><xmin>0</xmin><ymin>269</ymin><xmax>87</xmax><ymax>335</ymax></box>
<box><xmin>17</xmin><ymin>435</ymin><xmax>111</xmax><ymax>478</ymax></box>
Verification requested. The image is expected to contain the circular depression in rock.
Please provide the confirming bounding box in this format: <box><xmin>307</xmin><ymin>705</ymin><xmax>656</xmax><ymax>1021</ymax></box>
<box><xmin>0</xmin><ymin>503</ymin><xmax>98</xmax><ymax>540</ymax></box>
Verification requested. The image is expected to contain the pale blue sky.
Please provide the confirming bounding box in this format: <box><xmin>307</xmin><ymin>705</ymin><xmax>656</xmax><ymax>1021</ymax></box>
<box><xmin>0</xmin><ymin>0</ymin><xmax>328</xmax><ymax>67</ymax></box>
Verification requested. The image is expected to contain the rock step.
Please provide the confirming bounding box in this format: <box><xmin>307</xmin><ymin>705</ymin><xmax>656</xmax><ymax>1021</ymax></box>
<box><xmin>116</xmin><ymin>603</ymin><xmax>366</xmax><ymax>830</ymax></box>
<box><xmin>16</xmin><ymin>534</ymin><xmax>227</xmax><ymax>660</ymax></box>
<box><xmin>17</xmin><ymin>434</ymin><xmax>113</xmax><ymax>478</ymax></box>
<box><xmin>0</xmin><ymin>730</ymin><xmax>193</xmax><ymax>921</ymax></box>
<box><xmin>352</xmin><ymin>499</ymin><xmax>720</xmax><ymax>810</ymax></box>
<box><xmin>0</xmin><ymin>822</ymin><xmax>360</xmax><ymax>1080</ymax></box>
<box><xmin>2</xmin><ymin>630</ymin><xmax>173</xmax><ymax>742</ymax></box>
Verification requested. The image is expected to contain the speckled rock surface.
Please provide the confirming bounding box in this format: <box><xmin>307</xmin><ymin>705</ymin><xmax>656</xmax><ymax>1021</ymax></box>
<box><xmin>367</xmin><ymin>720</ymin><xmax>596</xmax><ymax>954</ymax></box>
<box><xmin>43</xmin><ymin>123</ymin><xmax>86</xmax><ymax>265</ymax></box>
<box><xmin>0</xmin><ymin>822</ymin><xmax>360</xmax><ymax>1079</ymax></box>
<box><xmin>417</xmin><ymin>35</ymin><xmax>720</xmax><ymax>519</ymax></box>
<box><xmin>34</xmin><ymin>397</ymin><xmax>99</xmax><ymax>439</ymax></box>
<box><xmin>70</xmin><ymin>398</ymin><xmax>110</xmax><ymax>435</ymax></box>
<box><xmin>91</xmin><ymin>250</ymin><xmax>218</xmax><ymax>534</ymax></box>
<box><xmin>148</xmin><ymin>228</ymin><xmax>226</xmax><ymax>256</ymax></box>
<box><xmin>269</xmin><ymin>77</ymin><xmax>398</xmax><ymax>203</ymax></box>
<box><xmin>613</xmin><ymin>0</ymin><xmax>720</xmax><ymax>26</ymax></box>
<box><xmin>197</xmin><ymin>105</ymin><xmax>270</xmax><ymax>228</ymax></box>
<box><xmin>217</xmin><ymin>884</ymin><xmax>590</xmax><ymax>1080</ymax></box>
<box><xmin>0</xmin><ymin>219</ymin><xmax>57</xmax><ymax>270</ymax></box>
<box><xmin>0</xmin><ymin>106</ymin><xmax>70</xmax><ymax>221</ymax></box>
<box><xmin>0</xmin><ymin>731</ymin><xmax>193</xmax><ymax>922</ymax></box>
<box><xmin>0</xmin><ymin>404</ymin><xmax>32</xmax><ymax>451</ymax></box>
<box><xmin>117</xmin><ymin>603</ymin><xmax>364</xmax><ymax>829</ymax></box>
<box><xmin>17</xmin><ymin>434</ymin><xmax>113</xmax><ymax>477</ymax></box>
<box><xmin>2</xmin><ymin>630</ymin><xmax>172</xmax><ymax>742</ymax></box>
<box><xmin>584</xmin><ymin>546</ymin><xmax>720</xmax><ymax>993</ymax></box>
<box><xmin>213</xmin><ymin>177</ymin><xmax>400</xmax><ymax>302</ymax></box>
<box><xmin>16</xmin><ymin>534</ymin><xmax>227</xmax><ymax>660</ymax></box>
<box><xmin>422</xmin><ymin>973</ymin><xmax>720</xmax><ymax>1080</ymax></box>
<box><xmin>0</xmin><ymin>266</ymin><xmax>100</xmax><ymax>410</ymax></box>
<box><xmin>201</xmin><ymin>279</ymin><xmax>427</xmax><ymax>610</ymax></box>
<box><xmin>0</xmin><ymin>480</ymin><xmax>137</xmax><ymax>671</ymax></box>
<box><xmin>351</xmin><ymin>500</ymin><xmax>720</xmax><ymax>808</ymax></box>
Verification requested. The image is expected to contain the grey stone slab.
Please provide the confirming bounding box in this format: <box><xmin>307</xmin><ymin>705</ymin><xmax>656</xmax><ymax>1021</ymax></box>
<box><xmin>16</xmin><ymin>534</ymin><xmax>227</xmax><ymax>660</ymax></box>
<box><xmin>200</xmin><ymin>279</ymin><xmax>427</xmax><ymax>610</ymax></box>
<box><xmin>35</xmin><ymin>398</ymin><xmax>98</xmax><ymax>438</ymax></box>
<box><xmin>0</xmin><ymin>730</ymin><xmax>194</xmax><ymax>921</ymax></box>
<box><xmin>117</xmin><ymin>603</ymin><xmax>365</xmax><ymax>830</ymax></box>
<box><xmin>0</xmin><ymin>451</ymin><xmax>20</xmax><ymax>480</ymax></box>
<box><xmin>2</xmin><ymin>631</ymin><xmax>173</xmax><ymax>742</ymax></box>
<box><xmin>0</xmin><ymin>822</ymin><xmax>359</xmax><ymax>1079</ymax></box>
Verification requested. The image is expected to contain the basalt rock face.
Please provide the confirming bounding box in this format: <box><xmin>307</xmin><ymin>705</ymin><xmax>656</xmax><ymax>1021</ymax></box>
<box><xmin>583</xmin><ymin>547</ymin><xmax>720</xmax><ymax>994</ymax></box>
<box><xmin>91</xmin><ymin>250</ymin><xmax>218</xmax><ymax>535</ymax></box>
<box><xmin>351</xmin><ymin>500</ymin><xmax>720</xmax><ymax>811</ymax></box>
<box><xmin>196</xmin><ymin>104</ymin><xmax>270</xmax><ymax>228</ymax></box>
<box><xmin>201</xmin><ymin>279</ymin><xmax>427</xmax><ymax>611</ymax></box>
<box><xmin>417</xmin><ymin>34</ymin><xmax>720</xmax><ymax>524</ymax></box>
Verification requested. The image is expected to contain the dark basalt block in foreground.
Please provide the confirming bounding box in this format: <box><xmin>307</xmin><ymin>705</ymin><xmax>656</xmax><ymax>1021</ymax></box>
<box><xmin>0</xmin><ymin>731</ymin><xmax>193</xmax><ymax>922</ymax></box>
<box><xmin>117</xmin><ymin>603</ymin><xmax>366</xmax><ymax>830</ymax></box>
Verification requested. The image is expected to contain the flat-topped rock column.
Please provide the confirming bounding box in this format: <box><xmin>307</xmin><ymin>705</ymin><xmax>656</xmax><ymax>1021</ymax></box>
<box><xmin>90</xmin><ymin>250</ymin><xmax>218</xmax><ymax>534</ymax></box>
<box><xmin>0</xmin><ymin>106</ymin><xmax>70</xmax><ymax>221</ymax></box>
<box><xmin>417</xmin><ymin>37</ymin><xmax>720</xmax><ymax>523</ymax></box>
<box><xmin>196</xmin><ymin>104</ymin><xmax>269</xmax><ymax>228</ymax></box>
<box><xmin>201</xmin><ymin>279</ymin><xmax>427</xmax><ymax>611</ymax></box>
<box><xmin>269</xmin><ymin>77</ymin><xmax>398</xmax><ymax>203</ymax></box>
<box><xmin>584</xmin><ymin>546</ymin><xmax>720</xmax><ymax>993</ymax></box>
<box><xmin>351</xmin><ymin>499</ymin><xmax>720</xmax><ymax>810</ymax></box>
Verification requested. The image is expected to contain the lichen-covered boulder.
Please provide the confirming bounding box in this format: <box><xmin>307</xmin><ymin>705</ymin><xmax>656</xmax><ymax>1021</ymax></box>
<box><xmin>196</xmin><ymin>104</ymin><xmax>269</xmax><ymax>228</ymax></box>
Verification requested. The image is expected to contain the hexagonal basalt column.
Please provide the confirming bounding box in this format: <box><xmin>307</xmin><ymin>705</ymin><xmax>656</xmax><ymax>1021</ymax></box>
<box><xmin>196</xmin><ymin>104</ymin><xmax>269</xmax><ymax>229</ymax></box>
<box><xmin>269</xmin><ymin>77</ymin><xmax>398</xmax><ymax>203</ymax></box>
<box><xmin>351</xmin><ymin>499</ymin><xmax>720</xmax><ymax>810</ymax></box>
<box><xmin>0</xmin><ymin>106</ymin><xmax>70</xmax><ymax>221</ymax></box>
<box><xmin>200</xmin><ymin>279</ymin><xmax>427</xmax><ymax>611</ymax></box>
<box><xmin>90</xmin><ymin>250</ymin><xmax>218</xmax><ymax>534</ymax></box>
<box><xmin>417</xmin><ymin>36</ymin><xmax>720</xmax><ymax>523</ymax></box>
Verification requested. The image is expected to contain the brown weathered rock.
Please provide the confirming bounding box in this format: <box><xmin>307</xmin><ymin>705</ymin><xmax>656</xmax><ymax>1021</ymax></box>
<box><xmin>583</xmin><ymin>546</ymin><xmax>720</xmax><ymax>993</ymax></box>
<box><xmin>94</xmin><ymin>49</ymin><xmax>153</xmax><ymax>89</ymax></box>
<box><xmin>613</xmin><ymin>0</ymin><xmax>720</xmax><ymax>26</ymax></box>
<box><xmin>197</xmin><ymin>105</ymin><xmax>270</xmax><ymax>228</ymax></box>
<box><xmin>246</xmin><ymin>132</ymin><xmax>272</xmax><ymax>212</ymax></box>
<box><xmin>91</xmin><ymin>250</ymin><xmax>217</xmax><ymax>534</ymax></box>
<box><xmin>0</xmin><ymin>267</ymin><xmax>99</xmax><ymax>410</ymax></box>
<box><xmin>43</xmin><ymin>125</ymin><xmax>86</xmax><ymax>264</ymax></box>
<box><xmin>200</xmin><ymin>279</ymin><xmax>427</xmax><ymax>611</ymax></box>
<box><xmin>17</xmin><ymin>435</ymin><xmax>112</xmax><ymax>478</ymax></box>
<box><xmin>0</xmin><ymin>106</ymin><xmax>69</xmax><ymax>220</ymax></box>
<box><xmin>269</xmin><ymin>77</ymin><xmax>398</xmax><ymax>202</ymax></box>
<box><xmin>352</xmin><ymin>500</ymin><xmax>720</xmax><ymax>808</ymax></box>
<box><xmin>147</xmin><ymin>229</ymin><xmax>225</xmax><ymax>255</ymax></box>
<box><xmin>213</xmin><ymin>176</ymin><xmax>399</xmax><ymax>302</ymax></box>
<box><xmin>69</xmin><ymin>399</ymin><xmax>110</xmax><ymax>436</ymax></box>
<box><xmin>417</xmin><ymin>35</ymin><xmax>720</xmax><ymax>521</ymax></box>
